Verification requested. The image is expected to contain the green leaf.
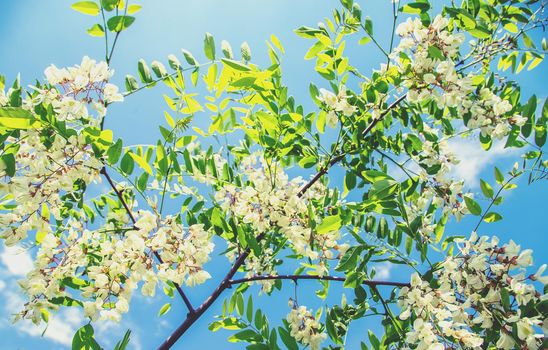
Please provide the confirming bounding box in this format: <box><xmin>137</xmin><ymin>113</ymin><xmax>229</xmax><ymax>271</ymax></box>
<box><xmin>521</xmin><ymin>95</ymin><xmax>537</xmax><ymax>138</ymax></box>
<box><xmin>107</xmin><ymin>139</ymin><xmax>123</xmax><ymax>164</ymax></box>
<box><xmin>1</xmin><ymin>154</ymin><xmax>16</xmax><ymax>177</ymax></box>
<box><xmin>71</xmin><ymin>1</ymin><xmax>100</xmax><ymax>16</ymax></box>
<box><xmin>428</xmin><ymin>46</ymin><xmax>445</xmax><ymax>60</ymax></box>
<box><xmin>246</xmin><ymin>295</ymin><xmax>253</xmax><ymax>322</ymax></box>
<box><xmin>401</xmin><ymin>2</ymin><xmax>430</xmax><ymax>14</ymax></box>
<box><xmin>464</xmin><ymin>196</ymin><xmax>481</xmax><ymax>216</ymax></box>
<box><xmin>181</xmin><ymin>49</ymin><xmax>198</xmax><ymax>66</ymax></box>
<box><xmin>87</xmin><ymin>24</ymin><xmax>105</xmax><ymax>37</ymax></box>
<box><xmin>317</xmin><ymin>215</ymin><xmax>341</xmax><ymax>234</ymax></box>
<box><xmin>100</xmin><ymin>0</ymin><xmax>118</xmax><ymax>11</ymax></box>
<box><xmin>204</xmin><ymin>33</ymin><xmax>216</xmax><ymax>61</ymax></box>
<box><xmin>120</xmin><ymin>152</ymin><xmax>135</xmax><ymax>175</ymax></box>
<box><xmin>113</xmin><ymin>330</ymin><xmax>131</xmax><ymax>350</ymax></box>
<box><xmin>343</xmin><ymin>271</ymin><xmax>361</xmax><ymax>288</ymax></box>
<box><xmin>484</xmin><ymin>212</ymin><xmax>503</xmax><ymax>223</ymax></box>
<box><xmin>468</xmin><ymin>27</ymin><xmax>491</xmax><ymax>39</ymax></box>
<box><xmin>479</xmin><ymin>179</ymin><xmax>494</xmax><ymax>198</ymax></box>
<box><xmin>358</xmin><ymin>36</ymin><xmax>371</xmax><ymax>45</ymax></box>
<box><xmin>0</xmin><ymin>107</ymin><xmax>38</xmax><ymax>129</ymax></box>
<box><xmin>221</xmin><ymin>58</ymin><xmax>252</xmax><ymax>72</ymax></box>
<box><xmin>228</xmin><ymin>329</ymin><xmax>260</xmax><ymax>343</ymax></box>
<box><xmin>368</xmin><ymin>330</ymin><xmax>381</xmax><ymax>350</ymax></box>
<box><xmin>129</xmin><ymin>152</ymin><xmax>153</xmax><ymax>175</ymax></box>
<box><xmin>278</xmin><ymin>327</ymin><xmax>298</xmax><ymax>350</ymax></box>
<box><xmin>158</xmin><ymin>303</ymin><xmax>171</xmax><ymax>316</ymax></box>
<box><xmin>494</xmin><ymin>167</ymin><xmax>504</xmax><ymax>184</ymax></box>
<box><xmin>107</xmin><ymin>16</ymin><xmax>136</xmax><ymax>32</ymax></box>
<box><xmin>137</xmin><ymin>59</ymin><xmax>153</xmax><ymax>83</ymax></box>
<box><xmin>72</xmin><ymin>324</ymin><xmax>101</xmax><ymax>350</ymax></box>
<box><xmin>304</xmin><ymin>41</ymin><xmax>325</xmax><ymax>60</ymax></box>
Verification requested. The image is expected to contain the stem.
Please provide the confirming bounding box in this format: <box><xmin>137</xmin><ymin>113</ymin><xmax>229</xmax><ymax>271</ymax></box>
<box><xmin>106</xmin><ymin>0</ymin><xmax>128</xmax><ymax>64</ymax></box>
<box><xmin>101</xmin><ymin>8</ymin><xmax>110</xmax><ymax>63</ymax></box>
<box><xmin>371</xmin><ymin>286</ymin><xmax>405</xmax><ymax>339</ymax></box>
<box><xmin>473</xmin><ymin>174</ymin><xmax>517</xmax><ymax>233</ymax></box>
<box><xmin>99</xmin><ymin>167</ymin><xmax>195</xmax><ymax>314</ymax></box>
<box><xmin>360</xmin><ymin>23</ymin><xmax>389</xmax><ymax>57</ymax></box>
<box><xmin>123</xmin><ymin>61</ymin><xmax>217</xmax><ymax>98</ymax></box>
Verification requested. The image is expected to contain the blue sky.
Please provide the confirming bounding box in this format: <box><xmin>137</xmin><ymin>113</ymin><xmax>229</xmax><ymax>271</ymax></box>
<box><xmin>0</xmin><ymin>1</ymin><xmax>546</xmax><ymax>349</ymax></box>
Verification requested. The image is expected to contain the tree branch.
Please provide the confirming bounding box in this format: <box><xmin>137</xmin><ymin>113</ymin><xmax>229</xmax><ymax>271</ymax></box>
<box><xmin>297</xmin><ymin>94</ymin><xmax>406</xmax><ymax>197</ymax></box>
<box><xmin>157</xmin><ymin>233</ymin><xmax>265</xmax><ymax>350</ymax></box>
<box><xmin>99</xmin><ymin>167</ymin><xmax>195</xmax><ymax>314</ymax></box>
<box><xmin>228</xmin><ymin>274</ymin><xmax>410</xmax><ymax>288</ymax></box>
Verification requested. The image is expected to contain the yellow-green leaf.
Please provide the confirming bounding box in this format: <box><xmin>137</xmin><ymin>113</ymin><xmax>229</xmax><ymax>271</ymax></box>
<box><xmin>71</xmin><ymin>1</ymin><xmax>100</xmax><ymax>16</ymax></box>
<box><xmin>317</xmin><ymin>215</ymin><xmax>341</xmax><ymax>234</ymax></box>
<box><xmin>129</xmin><ymin>152</ymin><xmax>153</xmax><ymax>175</ymax></box>
<box><xmin>0</xmin><ymin>107</ymin><xmax>39</xmax><ymax>129</ymax></box>
<box><xmin>87</xmin><ymin>24</ymin><xmax>105</xmax><ymax>37</ymax></box>
<box><xmin>158</xmin><ymin>303</ymin><xmax>171</xmax><ymax>316</ymax></box>
<box><xmin>127</xmin><ymin>4</ymin><xmax>142</xmax><ymax>14</ymax></box>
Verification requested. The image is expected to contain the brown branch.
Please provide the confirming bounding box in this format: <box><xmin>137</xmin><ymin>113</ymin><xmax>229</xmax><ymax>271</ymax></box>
<box><xmin>158</xmin><ymin>94</ymin><xmax>409</xmax><ymax>349</ymax></box>
<box><xmin>157</xmin><ymin>233</ymin><xmax>265</xmax><ymax>350</ymax></box>
<box><xmin>229</xmin><ymin>274</ymin><xmax>410</xmax><ymax>288</ymax></box>
<box><xmin>99</xmin><ymin>167</ymin><xmax>195</xmax><ymax>314</ymax></box>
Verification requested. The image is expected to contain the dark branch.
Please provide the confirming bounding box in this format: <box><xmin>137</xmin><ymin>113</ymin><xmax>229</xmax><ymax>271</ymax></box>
<box><xmin>157</xmin><ymin>233</ymin><xmax>265</xmax><ymax>350</ymax></box>
<box><xmin>99</xmin><ymin>167</ymin><xmax>195</xmax><ymax>314</ymax></box>
<box><xmin>229</xmin><ymin>274</ymin><xmax>410</xmax><ymax>288</ymax></box>
<box><xmin>297</xmin><ymin>94</ymin><xmax>406</xmax><ymax>197</ymax></box>
<box><xmin>158</xmin><ymin>94</ymin><xmax>409</xmax><ymax>349</ymax></box>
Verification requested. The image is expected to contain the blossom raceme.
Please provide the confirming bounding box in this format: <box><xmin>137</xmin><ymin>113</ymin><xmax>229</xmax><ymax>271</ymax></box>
<box><xmin>286</xmin><ymin>301</ymin><xmax>327</xmax><ymax>350</ymax></box>
<box><xmin>393</xmin><ymin>15</ymin><xmax>524</xmax><ymax>140</ymax></box>
<box><xmin>398</xmin><ymin>232</ymin><xmax>546</xmax><ymax>349</ymax></box>
<box><xmin>214</xmin><ymin>154</ymin><xmax>349</xmax><ymax>290</ymax></box>
<box><xmin>0</xmin><ymin>58</ymin><xmax>124</xmax><ymax>246</ymax></box>
<box><xmin>15</xmin><ymin>210</ymin><xmax>214</xmax><ymax>324</ymax></box>
<box><xmin>317</xmin><ymin>86</ymin><xmax>356</xmax><ymax>127</ymax></box>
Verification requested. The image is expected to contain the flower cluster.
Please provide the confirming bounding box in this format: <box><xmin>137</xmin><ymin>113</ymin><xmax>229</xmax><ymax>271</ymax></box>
<box><xmin>398</xmin><ymin>232</ymin><xmax>547</xmax><ymax>349</ymax></box>
<box><xmin>15</xmin><ymin>210</ymin><xmax>213</xmax><ymax>324</ymax></box>
<box><xmin>149</xmin><ymin>215</ymin><xmax>214</xmax><ymax>287</ymax></box>
<box><xmin>0</xmin><ymin>58</ymin><xmax>125</xmax><ymax>246</ymax></box>
<box><xmin>243</xmin><ymin>247</ymin><xmax>278</xmax><ymax>293</ymax></box>
<box><xmin>0</xmin><ymin>131</ymin><xmax>102</xmax><ymax>246</ymax></box>
<box><xmin>405</xmin><ymin>128</ymin><xmax>471</xmax><ymax>239</ymax></box>
<box><xmin>318</xmin><ymin>86</ymin><xmax>356</xmax><ymax>127</ymax></box>
<box><xmin>286</xmin><ymin>300</ymin><xmax>326</xmax><ymax>350</ymax></box>
<box><xmin>394</xmin><ymin>15</ymin><xmax>470</xmax><ymax>109</ymax></box>
<box><xmin>467</xmin><ymin>87</ymin><xmax>527</xmax><ymax>139</ymax></box>
<box><xmin>215</xmin><ymin>155</ymin><xmax>348</xmax><ymax>282</ymax></box>
<box><xmin>40</xmin><ymin>56</ymin><xmax>123</xmax><ymax>125</ymax></box>
<box><xmin>393</xmin><ymin>15</ymin><xmax>524</xmax><ymax>140</ymax></box>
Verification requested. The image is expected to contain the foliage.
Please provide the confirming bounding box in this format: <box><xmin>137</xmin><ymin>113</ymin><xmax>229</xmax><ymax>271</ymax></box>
<box><xmin>0</xmin><ymin>0</ymin><xmax>547</xmax><ymax>349</ymax></box>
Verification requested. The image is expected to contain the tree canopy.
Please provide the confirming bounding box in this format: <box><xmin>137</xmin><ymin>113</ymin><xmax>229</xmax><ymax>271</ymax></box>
<box><xmin>0</xmin><ymin>0</ymin><xmax>547</xmax><ymax>349</ymax></box>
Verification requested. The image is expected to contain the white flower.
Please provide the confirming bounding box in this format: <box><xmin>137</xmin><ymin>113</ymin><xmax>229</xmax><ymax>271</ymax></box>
<box><xmin>103</xmin><ymin>83</ymin><xmax>124</xmax><ymax>103</ymax></box>
<box><xmin>496</xmin><ymin>332</ymin><xmax>515</xmax><ymax>349</ymax></box>
<box><xmin>318</xmin><ymin>88</ymin><xmax>338</xmax><ymax>108</ymax></box>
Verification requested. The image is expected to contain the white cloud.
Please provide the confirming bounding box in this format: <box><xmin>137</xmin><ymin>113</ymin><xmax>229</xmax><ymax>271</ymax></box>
<box><xmin>1</xmin><ymin>245</ymin><xmax>34</xmax><ymax>276</ymax></box>
<box><xmin>373</xmin><ymin>262</ymin><xmax>392</xmax><ymax>280</ymax></box>
<box><xmin>447</xmin><ymin>137</ymin><xmax>519</xmax><ymax>187</ymax></box>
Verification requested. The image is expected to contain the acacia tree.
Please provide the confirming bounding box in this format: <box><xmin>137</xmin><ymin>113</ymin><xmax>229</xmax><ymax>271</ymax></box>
<box><xmin>0</xmin><ymin>0</ymin><xmax>547</xmax><ymax>349</ymax></box>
